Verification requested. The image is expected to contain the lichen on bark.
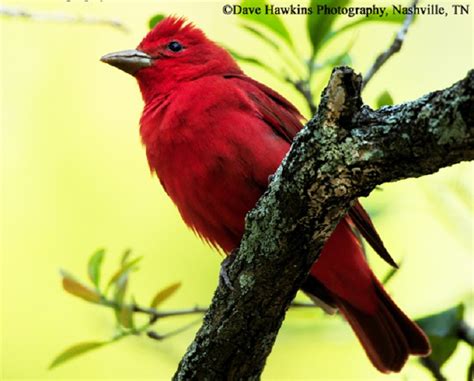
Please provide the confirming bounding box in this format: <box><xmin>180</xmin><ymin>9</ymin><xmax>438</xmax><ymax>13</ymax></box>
<box><xmin>174</xmin><ymin>67</ymin><xmax>474</xmax><ymax>381</ymax></box>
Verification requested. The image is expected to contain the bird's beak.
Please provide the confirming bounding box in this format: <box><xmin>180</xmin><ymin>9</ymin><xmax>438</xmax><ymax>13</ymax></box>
<box><xmin>100</xmin><ymin>49</ymin><xmax>152</xmax><ymax>76</ymax></box>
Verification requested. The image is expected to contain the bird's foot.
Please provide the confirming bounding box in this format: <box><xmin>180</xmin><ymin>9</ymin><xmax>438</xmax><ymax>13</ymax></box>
<box><xmin>219</xmin><ymin>250</ymin><xmax>237</xmax><ymax>291</ymax></box>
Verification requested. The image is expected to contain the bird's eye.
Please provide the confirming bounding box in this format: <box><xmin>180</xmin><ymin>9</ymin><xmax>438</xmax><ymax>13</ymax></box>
<box><xmin>167</xmin><ymin>41</ymin><xmax>183</xmax><ymax>52</ymax></box>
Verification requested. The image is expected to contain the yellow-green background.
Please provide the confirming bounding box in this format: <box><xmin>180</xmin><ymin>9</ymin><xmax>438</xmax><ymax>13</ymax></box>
<box><xmin>1</xmin><ymin>0</ymin><xmax>472</xmax><ymax>380</ymax></box>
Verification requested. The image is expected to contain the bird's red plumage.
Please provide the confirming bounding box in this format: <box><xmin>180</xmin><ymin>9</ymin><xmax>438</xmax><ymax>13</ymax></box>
<box><xmin>130</xmin><ymin>16</ymin><xmax>430</xmax><ymax>372</ymax></box>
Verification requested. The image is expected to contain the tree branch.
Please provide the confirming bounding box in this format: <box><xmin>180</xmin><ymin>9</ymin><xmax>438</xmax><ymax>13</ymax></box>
<box><xmin>363</xmin><ymin>0</ymin><xmax>419</xmax><ymax>89</ymax></box>
<box><xmin>419</xmin><ymin>357</ymin><xmax>447</xmax><ymax>381</ymax></box>
<box><xmin>174</xmin><ymin>67</ymin><xmax>474</xmax><ymax>380</ymax></box>
<box><xmin>0</xmin><ymin>6</ymin><xmax>128</xmax><ymax>31</ymax></box>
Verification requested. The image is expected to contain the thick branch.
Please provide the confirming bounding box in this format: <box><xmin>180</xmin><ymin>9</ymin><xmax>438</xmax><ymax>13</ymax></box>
<box><xmin>174</xmin><ymin>68</ymin><xmax>474</xmax><ymax>380</ymax></box>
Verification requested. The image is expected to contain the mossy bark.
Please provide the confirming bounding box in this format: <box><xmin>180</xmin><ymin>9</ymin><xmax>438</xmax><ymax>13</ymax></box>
<box><xmin>174</xmin><ymin>67</ymin><xmax>474</xmax><ymax>381</ymax></box>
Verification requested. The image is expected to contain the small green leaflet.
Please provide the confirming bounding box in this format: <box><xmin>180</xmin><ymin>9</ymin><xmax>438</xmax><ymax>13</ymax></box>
<box><xmin>118</xmin><ymin>304</ymin><xmax>135</xmax><ymax>329</ymax></box>
<box><xmin>307</xmin><ymin>0</ymin><xmax>351</xmax><ymax>59</ymax></box>
<box><xmin>87</xmin><ymin>248</ymin><xmax>105</xmax><ymax>289</ymax></box>
<box><xmin>381</xmin><ymin>258</ymin><xmax>401</xmax><ymax>285</ymax></box>
<box><xmin>106</xmin><ymin>256</ymin><xmax>142</xmax><ymax>291</ymax></box>
<box><xmin>61</xmin><ymin>270</ymin><xmax>101</xmax><ymax>303</ymax></box>
<box><xmin>113</xmin><ymin>272</ymin><xmax>129</xmax><ymax>326</ymax></box>
<box><xmin>149</xmin><ymin>14</ymin><xmax>165</xmax><ymax>30</ymax></box>
<box><xmin>226</xmin><ymin>48</ymin><xmax>280</xmax><ymax>78</ymax></box>
<box><xmin>376</xmin><ymin>91</ymin><xmax>394</xmax><ymax>108</ymax></box>
<box><xmin>239</xmin><ymin>0</ymin><xmax>293</xmax><ymax>48</ymax></box>
<box><xmin>49</xmin><ymin>341</ymin><xmax>108</xmax><ymax>369</ymax></box>
<box><xmin>121</xmin><ymin>248</ymin><xmax>132</xmax><ymax>265</ymax></box>
<box><xmin>241</xmin><ymin>24</ymin><xmax>280</xmax><ymax>50</ymax></box>
<box><xmin>150</xmin><ymin>282</ymin><xmax>182</xmax><ymax>308</ymax></box>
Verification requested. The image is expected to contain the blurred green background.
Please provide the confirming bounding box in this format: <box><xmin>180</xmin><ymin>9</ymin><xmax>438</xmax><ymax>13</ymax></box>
<box><xmin>1</xmin><ymin>0</ymin><xmax>472</xmax><ymax>380</ymax></box>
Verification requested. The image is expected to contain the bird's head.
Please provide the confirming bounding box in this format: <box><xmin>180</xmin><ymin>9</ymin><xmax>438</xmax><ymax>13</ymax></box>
<box><xmin>101</xmin><ymin>16</ymin><xmax>241</xmax><ymax>101</ymax></box>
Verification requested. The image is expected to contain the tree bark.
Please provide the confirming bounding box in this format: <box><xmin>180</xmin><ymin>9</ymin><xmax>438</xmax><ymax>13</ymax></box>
<box><xmin>174</xmin><ymin>67</ymin><xmax>474</xmax><ymax>380</ymax></box>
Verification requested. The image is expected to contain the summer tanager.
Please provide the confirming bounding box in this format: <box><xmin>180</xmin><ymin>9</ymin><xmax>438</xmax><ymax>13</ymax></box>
<box><xmin>101</xmin><ymin>16</ymin><xmax>430</xmax><ymax>373</ymax></box>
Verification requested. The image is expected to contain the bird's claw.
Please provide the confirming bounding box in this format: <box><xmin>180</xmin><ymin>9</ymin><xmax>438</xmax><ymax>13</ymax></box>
<box><xmin>219</xmin><ymin>251</ymin><xmax>237</xmax><ymax>290</ymax></box>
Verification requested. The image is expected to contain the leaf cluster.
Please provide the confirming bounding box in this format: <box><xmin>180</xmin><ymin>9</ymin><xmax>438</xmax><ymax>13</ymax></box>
<box><xmin>50</xmin><ymin>249</ymin><xmax>183</xmax><ymax>369</ymax></box>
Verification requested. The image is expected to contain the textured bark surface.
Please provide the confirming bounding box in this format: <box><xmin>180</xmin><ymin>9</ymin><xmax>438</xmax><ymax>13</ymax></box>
<box><xmin>174</xmin><ymin>67</ymin><xmax>474</xmax><ymax>381</ymax></box>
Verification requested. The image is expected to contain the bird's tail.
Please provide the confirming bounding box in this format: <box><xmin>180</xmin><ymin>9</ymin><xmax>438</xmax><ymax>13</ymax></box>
<box><xmin>303</xmin><ymin>273</ymin><xmax>430</xmax><ymax>373</ymax></box>
<box><xmin>336</xmin><ymin>276</ymin><xmax>430</xmax><ymax>373</ymax></box>
<box><xmin>302</xmin><ymin>205</ymin><xmax>431</xmax><ymax>373</ymax></box>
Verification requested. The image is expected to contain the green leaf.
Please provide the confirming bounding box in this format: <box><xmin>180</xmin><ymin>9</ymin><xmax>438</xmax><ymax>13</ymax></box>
<box><xmin>326</xmin><ymin>14</ymin><xmax>407</xmax><ymax>48</ymax></box>
<box><xmin>317</xmin><ymin>36</ymin><xmax>355</xmax><ymax>70</ymax></box>
<box><xmin>113</xmin><ymin>272</ymin><xmax>129</xmax><ymax>325</ymax></box>
<box><xmin>331</xmin><ymin>12</ymin><xmax>407</xmax><ymax>40</ymax></box>
<box><xmin>114</xmin><ymin>272</ymin><xmax>128</xmax><ymax>305</ymax></box>
<box><xmin>150</xmin><ymin>282</ymin><xmax>182</xmax><ymax>308</ymax></box>
<box><xmin>381</xmin><ymin>259</ymin><xmax>401</xmax><ymax>285</ymax></box>
<box><xmin>416</xmin><ymin>304</ymin><xmax>465</xmax><ymax>366</ymax></box>
<box><xmin>427</xmin><ymin>336</ymin><xmax>460</xmax><ymax>367</ymax></box>
<box><xmin>309</xmin><ymin>5</ymin><xmax>408</xmax><ymax>59</ymax></box>
<box><xmin>336</xmin><ymin>52</ymin><xmax>352</xmax><ymax>66</ymax></box>
<box><xmin>121</xmin><ymin>248</ymin><xmax>132</xmax><ymax>265</ymax></box>
<box><xmin>241</xmin><ymin>24</ymin><xmax>280</xmax><ymax>50</ymax></box>
<box><xmin>61</xmin><ymin>270</ymin><xmax>101</xmax><ymax>303</ymax></box>
<box><xmin>118</xmin><ymin>304</ymin><xmax>134</xmax><ymax>329</ymax></box>
<box><xmin>106</xmin><ymin>256</ymin><xmax>142</xmax><ymax>291</ymax></box>
<box><xmin>87</xmin><ymin>249</ymin><xmax>105</xmax><ymax>289</ymax></box>
<box><xmin>239</xmin><ymin>0</ymin><xmax>293</xmax><ymax>47</ymax></box>
<box><xmin>49</xmin><ymin>341</ymin><xmax>107</xmax><ymax>369</ymax></box>
<box><xmin>321</xmin><ymin>48</ymin><xmax>352</xmax><ymax>68</ymax></box>
<box><xmin>149</xmin><ymin>14</ymin><xmax>165</xmax><ymax>30</ymax></box>
<box><xmin>226</xmin><ymin>48</ymin><xmax>280</xmax><ymax>78</ymax></box>
<box><xmin>417</xmin><ymin>304</ymin><xmax>464</xmax><ymax>337</ymax></box>
<box><xmin>376</xmin><ymin>91</ymin><xmax>394</xmax><ymax>108</ymax></box>
<box><xmin>307</xmin><ymin>0</ymin><xmax>351</xmax><ymax>59</ymax></box>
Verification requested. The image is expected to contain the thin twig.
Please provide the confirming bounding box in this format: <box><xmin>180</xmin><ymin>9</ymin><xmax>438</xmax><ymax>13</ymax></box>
<box><xmin>101</xmin><ymin>298</ymin><xmax>316</xmax><ymax>343</ymax></box>
<box><xmin>146</xmin><ymin>318</ymin><xmax>203</xmax><ymax>341</ymax></box>
<box><xmin>134</xmin><ymin>305</ymin><xmax>208</xmax><ymax>323</ymax></box>
<box><xmin>0</xmin><ymin>6</ymin><xmax>128</xmax><ymax>32</ymax></box>
<box><xmin>105</xmin><ymin>299</ymin><xmax>316</xmax><ymax>325</ymax></box>
<box><xmin>362</xmin><ymin>0</ymin><xmax>419</xmax><ymax>89</ymax></box>
<box><xmin>101</xmin><ymin>299</ymin><xmax>208</xmax><ymax>320</ymax></box>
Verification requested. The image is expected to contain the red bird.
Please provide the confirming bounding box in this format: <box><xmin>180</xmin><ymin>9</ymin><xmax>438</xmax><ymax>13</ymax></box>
<box><xmin>101</xmin><ymin>17</ymin><xmax>430</xmax><ymax>373</ymax></box>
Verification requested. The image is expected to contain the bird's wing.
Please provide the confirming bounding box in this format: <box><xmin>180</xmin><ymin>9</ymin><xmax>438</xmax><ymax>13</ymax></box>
<box><xmin>224</xmin><ymin>74</ymin><xmax>304</xmax><ymax>144</ymax></box>
<box><xmin>226</xmin><ymin>74</ymin><xmax>396</xmax><ymax>267</ymax></box>
<box><xmin>349</xmin><ymin>201</ymin><xmax>398</xmax><ymax>267</ymax></box>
